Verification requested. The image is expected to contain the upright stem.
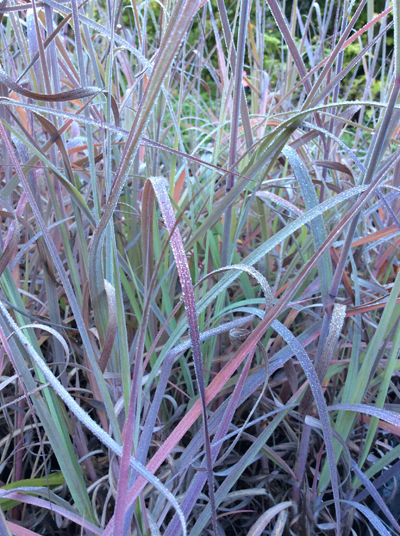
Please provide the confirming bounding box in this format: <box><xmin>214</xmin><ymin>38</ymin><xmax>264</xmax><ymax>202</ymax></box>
<box><xmin>221</xmin><ymin>0</ymin><xmax>250</xmax><ymax>268</ymax></box>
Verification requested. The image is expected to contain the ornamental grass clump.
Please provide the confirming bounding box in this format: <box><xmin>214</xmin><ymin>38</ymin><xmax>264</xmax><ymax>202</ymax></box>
<box><xmin>0</xmin><ymin>0</ymin><xmax>399</xmax><ymax>535</ymax></box>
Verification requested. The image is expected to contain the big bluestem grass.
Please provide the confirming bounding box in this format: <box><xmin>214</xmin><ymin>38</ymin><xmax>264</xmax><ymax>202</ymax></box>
<box><xmin>0</xmin><ymin>0</ymin><xmax>399</xmax><ymax>535</ymax></box>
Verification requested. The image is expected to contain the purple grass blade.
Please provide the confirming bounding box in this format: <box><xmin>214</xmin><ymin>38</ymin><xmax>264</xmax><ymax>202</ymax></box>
<box><xmin>0</xmin><ymin>509</ymin><xmax>11</xmax><ymax>536</ymax></box>
<box><xmin>344</xmin><ymin>501</ymin><xmax>392</xmax><ymax>536</ymax></box>
<box><xmin>271</xmin><ymin>320</ymin><xmax>341</xmax><ymax>536</ymax></box>
<box><xmin>149</xmin><ymin>176</ymin><xmax>218</xmax><ymax>535</ymax></box>
<box><xmin>0</xmin><ymin>491</ymin><xmax>103</xmax><ymax>535</ymax></box>
<box><xmin>350</xmin><ymin>461</ymin><xmax>400</xmax><ymax>534</ymax></box>
<box><xmin>328</xmin><ymin>403</ymin><xmax>400</xmax><ymax>427</ymax></box>
<box><xmin>354</xmin><ymin>459</ymin><xmax>400</xmax><ymax>504</ymax></box>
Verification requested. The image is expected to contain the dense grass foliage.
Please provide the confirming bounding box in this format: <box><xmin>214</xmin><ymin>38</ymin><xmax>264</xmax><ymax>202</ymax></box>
<box><xmin>0</xmin><ymin>0</ymin><xmax>399</xmax><ymax>534</ymax></box>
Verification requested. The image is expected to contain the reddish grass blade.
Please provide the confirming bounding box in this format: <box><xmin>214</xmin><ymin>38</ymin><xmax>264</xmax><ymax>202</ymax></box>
<box><xmin>0</xmin><ymin>65</ymin><xmax>100</xmax><ymax>101</ymax></box>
